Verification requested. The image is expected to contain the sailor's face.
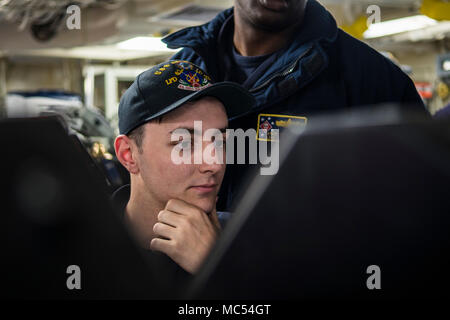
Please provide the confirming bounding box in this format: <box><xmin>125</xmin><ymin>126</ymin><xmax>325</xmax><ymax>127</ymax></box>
<box><xmin>136</xmin><ymin>97</ymin><xmax>228</xmax><ymax>214</ymax></box>
<box><xmin>234</xmin><ymin>0</ymin><xmax>307</xmax><ymax>31</ymax></box>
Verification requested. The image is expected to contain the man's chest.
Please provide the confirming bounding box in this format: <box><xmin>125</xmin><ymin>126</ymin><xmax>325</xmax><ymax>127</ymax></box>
<box><xmin>231</xmin><ymin>77</ymin><xmax>349</xmax><ymax>135</ymax></box>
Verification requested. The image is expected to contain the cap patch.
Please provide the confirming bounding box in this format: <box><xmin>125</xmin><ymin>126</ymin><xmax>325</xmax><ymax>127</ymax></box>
<box><xmin>178</xmin><ymin>68</ymin><xmax>211</xmax><ymax>91</ymax></box>
<box><xmin>161</xmin><ymin>61</ymin><xmax>212</xmax><ymax>92</ymax></box>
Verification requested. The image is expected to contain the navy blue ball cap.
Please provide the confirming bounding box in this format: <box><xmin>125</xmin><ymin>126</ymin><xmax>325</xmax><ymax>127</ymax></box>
<box><xmin>118</xmin><ymin>60</ymin><xmax>255</xmax><ymax>135</ymax></box>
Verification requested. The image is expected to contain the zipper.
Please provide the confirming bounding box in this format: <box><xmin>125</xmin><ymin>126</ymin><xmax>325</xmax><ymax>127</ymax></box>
<box><xmin>249</xmin><ymin>45</ymin><xmax>314</xmax><ymax>94</ymax></box>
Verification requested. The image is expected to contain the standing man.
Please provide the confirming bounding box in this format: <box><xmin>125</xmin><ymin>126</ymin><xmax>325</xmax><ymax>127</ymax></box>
<box><xmin>163</xmin><ymin>0</ymin><xmax>426</xmax><ymax>209</ymax></box>
<box><xmin>113</xmin><ymin>60</ymin><xmax>254</xmax><ymax>285</ymax></box>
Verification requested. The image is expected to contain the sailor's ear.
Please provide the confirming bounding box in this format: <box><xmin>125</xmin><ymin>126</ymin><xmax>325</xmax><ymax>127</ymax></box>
<box><xmin>114</xmin><ymin>135</ymin><xmax>140</xmax><ymax>174</ymax></box>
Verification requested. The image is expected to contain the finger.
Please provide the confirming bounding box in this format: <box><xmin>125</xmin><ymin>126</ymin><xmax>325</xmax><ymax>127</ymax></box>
<box><xmin>153</xmin><ymin>222</ymin><xmax>176</xmax><ymax>240</ymax></box>
<box><xmin>150</xmin><ymin>237</ymin><xmax>173</xmax><ymax>255</ymax></box>
<box><xmin>157</xmin><ymin>210</ymin><xmax>184</xmax><ymax>228</ymax></box>
<box><xmin>165</xmin><ymin>198</ymin><xmax>202</xmax><ymax>217</ymax></box>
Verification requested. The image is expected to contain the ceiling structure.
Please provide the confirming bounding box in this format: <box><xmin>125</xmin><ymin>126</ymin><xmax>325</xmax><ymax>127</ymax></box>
<box><xmin>0</xmin><ymin>0</ymin><xmax>448</xmax><ymax>60</ymax></box>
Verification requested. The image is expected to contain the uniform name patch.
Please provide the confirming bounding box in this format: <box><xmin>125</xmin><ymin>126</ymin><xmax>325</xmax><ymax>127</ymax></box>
<box><xmin>257</xmin><ymin>113</ymin><xmax>307</xmax><ymax>141</ymax></box>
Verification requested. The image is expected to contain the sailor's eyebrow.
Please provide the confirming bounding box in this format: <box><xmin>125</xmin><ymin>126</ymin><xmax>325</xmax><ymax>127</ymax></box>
<box><xmin>169</xmin><ymin>127</ymin><xmax>196</xmax><ymax>135</ymax></box>
<box><xmin>169</xmin><ymin>127</ymin><xmax>228</xmax><ymax>135</ymax></box>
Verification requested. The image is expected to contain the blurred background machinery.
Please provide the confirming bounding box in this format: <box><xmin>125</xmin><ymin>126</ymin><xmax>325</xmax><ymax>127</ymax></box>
<box><xmin>4</xmin><ymin>89</ymin><xmax>128</xmax><ymax>190</ymax></box>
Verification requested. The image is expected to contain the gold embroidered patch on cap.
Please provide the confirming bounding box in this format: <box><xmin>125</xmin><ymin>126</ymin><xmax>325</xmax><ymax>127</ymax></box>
<box><xmin>161</xmin><ymin>61</ymin><xmax>212</xmax><ymax>91</ymax></box>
